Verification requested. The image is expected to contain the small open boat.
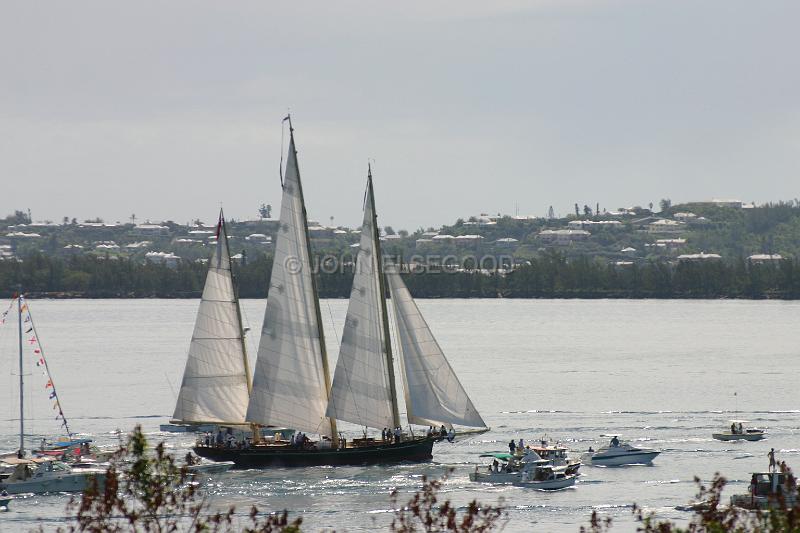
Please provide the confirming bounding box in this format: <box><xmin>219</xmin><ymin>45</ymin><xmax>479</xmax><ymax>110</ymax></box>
<box><xmin>712</xmin><ymin>420</ymin><xmax>765</xmax><ymax>441</ymax></box>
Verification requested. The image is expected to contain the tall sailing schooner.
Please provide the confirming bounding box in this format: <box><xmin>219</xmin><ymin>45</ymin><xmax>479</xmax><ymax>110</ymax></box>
<box><xmin>190</xmin><ymin>120</ymin><xmax>487</xmax><ymax>467</ymax></box>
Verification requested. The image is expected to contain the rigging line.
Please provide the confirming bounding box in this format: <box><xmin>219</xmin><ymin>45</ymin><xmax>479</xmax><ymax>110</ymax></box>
<box><xmin>23</xmin><ymin>295</ymin><xmax>72</xmax><ymax>439</ymax></box>
<box><xmin>0</xmin><ymin>296</ymin><xmax>16</xmax><ymax>322</ymax></box>
<box><xmin>385</xmin><ymin>274</ymin><xmax>408</xmax><ymax>427</ymax></box>
<box><xmin>164</xmin><ymin>372</ymin><xmax>178</xmax><ymax>402</ymax></box>
<box><xmin>279</xmin><ymin>114</ymin><xmax>290</xmax><ymax>187</ymax></box>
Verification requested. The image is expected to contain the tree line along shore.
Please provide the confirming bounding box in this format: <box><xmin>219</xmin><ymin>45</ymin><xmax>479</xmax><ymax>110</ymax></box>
<box><xmin>3</xmin><ymin>199</ymin><xmax>800</xmax><ymax>299</ymax></box>
<box><xmin>2</xmin><ymin>250</ymin><xmax>800</xmax><ymax>299</ymax></box>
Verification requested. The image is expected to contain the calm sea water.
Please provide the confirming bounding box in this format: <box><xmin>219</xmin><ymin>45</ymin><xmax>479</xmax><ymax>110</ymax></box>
<box><xmin>0</xmin><ymin>298</ymin><xmax>798</xmax><ymax>532</ymax></box>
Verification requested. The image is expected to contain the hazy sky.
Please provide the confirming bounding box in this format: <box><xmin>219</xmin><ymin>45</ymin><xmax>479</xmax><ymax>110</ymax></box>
<box><xmin>1</xmin><ymin>1</ymin><xmax>798</xmax><ymax>230</ymax></box>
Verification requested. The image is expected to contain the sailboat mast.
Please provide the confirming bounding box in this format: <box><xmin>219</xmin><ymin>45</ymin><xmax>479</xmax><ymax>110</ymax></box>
<box><xmin>221</xmin><ymin>212</ymin><xmax>252</xmax><ymax>394</ymax></box>
<box><xmin>17</xmin><ymin>290</ymin><xmax>24</xmax><ymax>456</ymax></box>
<box><xmin>368</xmin><ymin>168</ymin><xmax>401</xmax><ymax>429</ymax></box>
<box><xmin>288</xmin><ymin>119</ymin><xmax>339</xmax><ymax>440</ymax></box>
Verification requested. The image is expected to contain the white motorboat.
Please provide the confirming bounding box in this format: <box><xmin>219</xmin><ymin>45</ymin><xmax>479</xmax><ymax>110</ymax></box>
<box><xmin>470</xmin><ymin>450</ymin><xmax>577</xmax><ymax>490</ymax></box>
<box><xmin>0</xmin><ymin>457</ymin><xmax>106</xmax><ymax>495</ymax></box>
<box><xmin>515</xmin><ymin>460</ymin><xmax>577</xmax><ymax>490</ymax></box>
<box><xmin>712</xmin><ymin>420</ymin><xmax>765</xmax><ymax>441</ymax></box>
<box><xmin>185</xmin><ymin>460</ymin><xmax>234</xmax><ymax>477</ymax></box>
<box><xmin>530</xmin><ymin>437</ymin><xmax>582</xmax><ymax>475</ymax></box>
<box><xmin>584</xmin><ymin>435</ymin><xmax>660</xmax><ymax>466</ymax></box>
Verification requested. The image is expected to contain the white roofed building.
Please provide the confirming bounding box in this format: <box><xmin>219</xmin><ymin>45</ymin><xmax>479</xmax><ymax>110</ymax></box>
<box><xmin>678</xmin><ymin>252</ymin><xmax>721</xmax><ymax>261</ymax></box>
<box><xmin>748</xmin><ymin>254</ymin><xmax>783</xmax><ymax>262</ymax></box>
<box><xmin>538</xmin><ymin>229</ymin><xmax>590</xmax><ymax>245</ymax></box>
<box><xmin>145</xmin><ymin>251</ymin><xmax>181</xmax><ymax>268</ymax></box>
<box><xmin>647</xmin><ymin>219</ymin><xmax>685</xmax><ymax>234</ymax></box>
<box><xmin>132</xmin><ymin>224</ymin><xmax>170</xmax><ymax>236</ymax></box>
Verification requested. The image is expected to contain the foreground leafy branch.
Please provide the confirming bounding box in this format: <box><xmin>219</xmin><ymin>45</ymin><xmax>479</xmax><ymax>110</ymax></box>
<box><xmin>55</xmin><ymin>425</ymin><xmax>301</xmax><ymax>533</ymax></box>
<box><xmin>389</xmin><ymin>470</ymin><xmax>506</xmax><ymax>532</ymax></box>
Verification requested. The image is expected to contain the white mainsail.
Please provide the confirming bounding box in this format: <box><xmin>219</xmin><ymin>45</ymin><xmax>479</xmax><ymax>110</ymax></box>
<box><xmin>172</xmin><ymin>214</ymin><xmax>251</xmax><ymax>424</ymax></box>
<box><xmin>326</xmin><ymin>179</ymin><xmax>396</xmax><ymax>430</ymax></box>
<box><xmin>245</xmin><ymin>130</ymin><xmax>334</xmax><ymax>436</ymax></box>
<box><xmin>386</xmin><ymin>267</ymin><xmax>487</xmax><ymax>429</ymax></box>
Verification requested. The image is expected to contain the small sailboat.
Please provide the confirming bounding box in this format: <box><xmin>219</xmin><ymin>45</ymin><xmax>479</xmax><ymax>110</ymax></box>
<box><xmin>194</xmin><ymin>120</ymin><xmax>487</xmax><ymax>467</ymax></box>
<box><xmin>0</xmin><ymin>294</ymin><xmax>105</xmax><ymax>494</ymax></box>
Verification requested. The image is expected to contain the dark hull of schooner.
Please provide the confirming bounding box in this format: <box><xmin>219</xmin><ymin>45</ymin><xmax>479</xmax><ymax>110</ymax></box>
<box><xmin>193</xmin><ymin>437</ymin><xmax>435</xmax><ymax>468</ymax></box>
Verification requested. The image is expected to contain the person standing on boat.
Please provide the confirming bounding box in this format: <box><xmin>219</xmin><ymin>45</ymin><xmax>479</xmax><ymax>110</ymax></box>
<box><xmin>518</xmin><ymin>438</ymin><xmax>524</xmax><ymax>450</ymax></box>
<box><xmin>447</xmin><ymin>428</ymin><xmax>455</xmax><ymax>442</ymax></box>
<box><xmin>768</xmin><ymin>448</ymin><xmax>776</xmax><ymax>472</ymax></box>
<box><xmin>610</xmin><ymin>436</ymin><xmax>620</xmax><ymax>447</ymax></box>
<box><xmin>394</xmin><ymin>427</ymin><xmax>401</xmax><ymax>444</ymax></box>
<box><xmin>731</xmin><ymin>422</ymin><xmax>737</xmax><ymax>434</ymax></box>
<box><xmin>738</xmin><ymin>422</ymin><xmax>744</xmax><ymax>435</ymax></box>
<box><xmin>426</xmin><ymin>426</ymin><xmax>433</xmax><ymax>437</ymax></box>
<box><xmin>509</xmin><ymin>439</ymin><xmax>516</xmax><ymax>454</ymax></box>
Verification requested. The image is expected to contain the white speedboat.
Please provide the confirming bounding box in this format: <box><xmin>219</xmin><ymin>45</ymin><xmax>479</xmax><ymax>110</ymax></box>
<box><xmin>470</xmin><ymin>451</ymin><xmax>577</xmax><ymax>490</ymax></box>
<box><xmin>584</xmin><ymin>435</ymin><xmax>660</xmax><ymax>466</ymax></box>
<box><xmin>0</xmin><ymin>457</ymin><xmax>106</xmax><ymax>495</ymax></box>
<box><xmin>712</xmin><ymin>420</ymin><xmax>765</xmax><ymax>441</ymax></box>
<box><xmin>185</xmin><ymin>456</ymin><xmax>234</xmax><ymax>477</ymax></box>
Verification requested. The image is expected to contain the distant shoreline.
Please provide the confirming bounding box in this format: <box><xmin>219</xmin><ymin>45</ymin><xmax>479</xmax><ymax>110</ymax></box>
<box><xmin>11</xmin><ymin>291</ymin><xmax>800</xmax><ymax>301</ymax></box>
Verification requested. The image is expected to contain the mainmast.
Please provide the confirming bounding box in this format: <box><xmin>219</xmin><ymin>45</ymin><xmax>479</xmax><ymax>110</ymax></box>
<box><xmin>368</xmin><ymin>167</ymin><xmax>401</xmax><ymax>429</ymax></box>
<box><xmin>17</xmin><ymin>289</ymin><xmax>24</xmax><ymax>457</ymax></box>
<box><xmin>288</xmin><ymin>117</ymin><xmax>338</xmax><ymax>440</ymax></box>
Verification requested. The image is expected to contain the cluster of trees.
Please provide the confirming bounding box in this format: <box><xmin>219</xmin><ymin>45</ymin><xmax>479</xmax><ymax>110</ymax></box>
<box><xmin>2</xmin><ymin>251</ymin><xmax>800</xmax><ymax>299</ymax></box>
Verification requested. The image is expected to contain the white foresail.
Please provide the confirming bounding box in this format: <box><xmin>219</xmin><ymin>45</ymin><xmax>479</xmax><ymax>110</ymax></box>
<box><xmin>245</xmin><ymin>133</ymin><xmax>333</xmax><ymax>436</ymax></box>
<box><xmin>173</xmin><ymin>217</ymin><xmax>250</xmax><ymax>424</ymax></box>
<box><xmin>326</xmin><ymin>182</ymin><xmax>395</xmax><ymax>430</ymax></box>
<box><xmin>386</xmin><ymin>268</ymin><xmax>487</xmax><ymax>428</ymax></box>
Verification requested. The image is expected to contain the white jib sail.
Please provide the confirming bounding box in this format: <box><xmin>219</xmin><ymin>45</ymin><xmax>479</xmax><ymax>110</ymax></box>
<box><xmin>326</xmin><ymin>184</ymin><xmax>395</xmax><ymax>430</ymax></box>
<box><xmin>172</xmin><ymin>218</ymin><xmax>250</xmax><ymax>424</ymax></box>
<box><xmin>245</xmin><ymin>135</ymin><xmax>333</xmax><ymax>436</ymax></box>
<box><xmin>386</xmin><ymin>267</ymin><xmax>487</xmax><ymax>428</ymax></box>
